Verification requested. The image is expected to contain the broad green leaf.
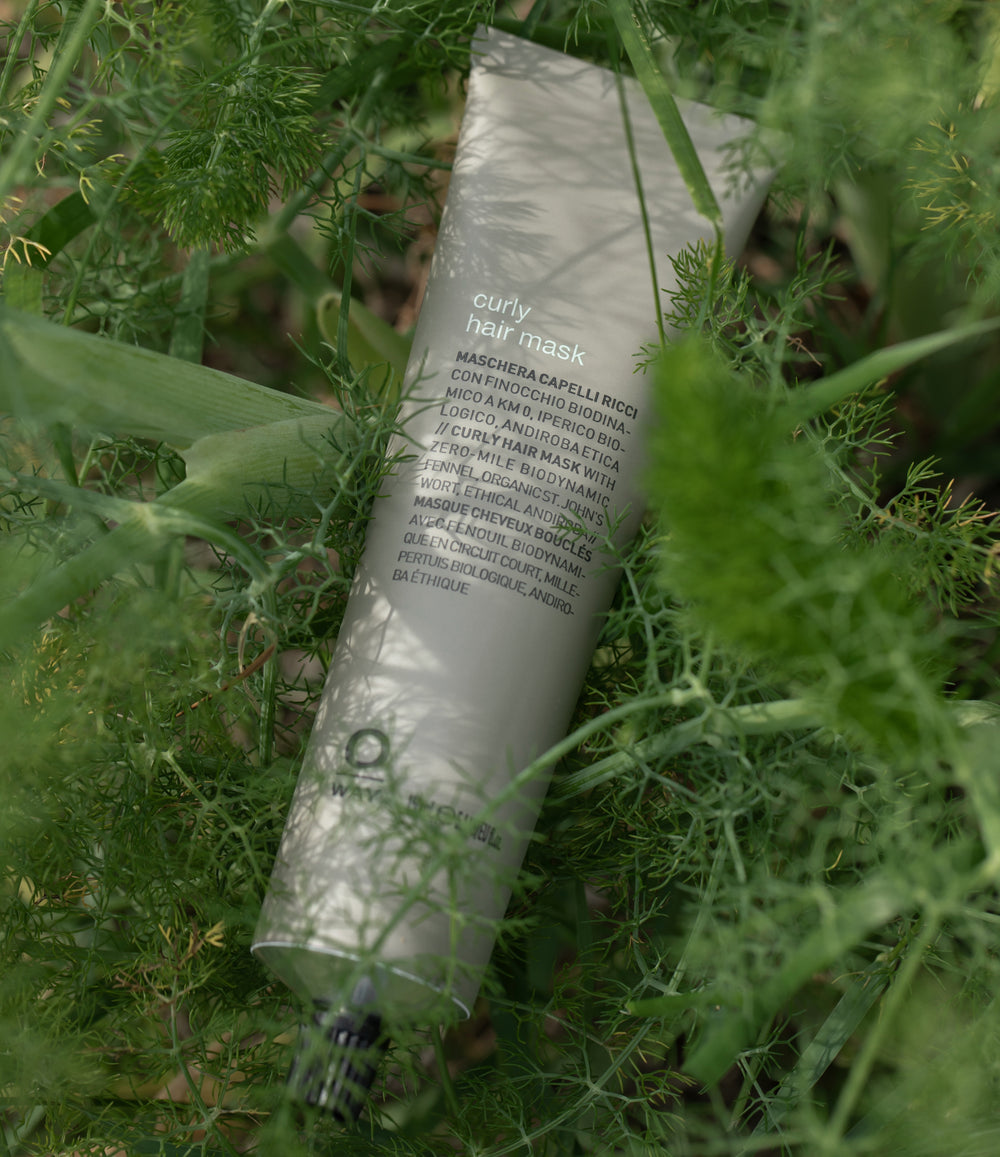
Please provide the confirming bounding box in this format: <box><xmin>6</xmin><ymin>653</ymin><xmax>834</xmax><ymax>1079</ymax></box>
<box><xmin>1</xmin><ymin>263</ymin><xmax>44</xmax><ymax>314</ymax></box>
<box><xmin>23</xmin><ymin>190</ymin><xmax>96</xmax><ymax>265</ymax></box>
<box><xmin>178</xmin><ymin>413</ymin><xmax>357</xmax><ymax>518</ymax></box>
<box><xmin>310</xmin><ymin>36</ymin><xmax>406</xmax><ymax>110</ymax></box>
<box><xmin>0</xmin><ymin>305</ymin><xmax>329</xmax><ymax>446</ymax></box>
<box><xmin>0</xmin><ymin>415</ymin><xmax>364</xmax><ymax>649</ymax></box>
<box><xmin>0</xmin><ymin>303</ymin><xmax>381</xmax><ymax>650</ymax></box>
<box><xmin>0</xmin><ymin>519</ymin><xmax>188</xmax><ymax>652</ymax></box>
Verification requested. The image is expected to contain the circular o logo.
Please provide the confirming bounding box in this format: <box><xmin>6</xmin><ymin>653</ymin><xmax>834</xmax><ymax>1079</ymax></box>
<box><xmin>344</xmin><ymin>728</ymin><xmax>390</xmax><ymax>769</ymax></box>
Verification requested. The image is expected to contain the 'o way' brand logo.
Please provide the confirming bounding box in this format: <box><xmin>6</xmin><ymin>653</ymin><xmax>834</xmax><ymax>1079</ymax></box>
<box><xmin>332</xmin><ymin>728</ymin><xmax>503</xmax><ymax>851</ymax></box>
<box><xmin>343</xmin><ymin>727</ymin><xmax>390</xmax><ymax>774</ymax></box>
<box><xmin>330</xmin><ymin>728</ymin><xmax>390</xmax><ymax>795</ymax></box>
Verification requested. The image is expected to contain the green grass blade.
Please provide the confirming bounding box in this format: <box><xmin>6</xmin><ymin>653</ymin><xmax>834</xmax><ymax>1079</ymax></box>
<box><xmin>518</xmin><ymin>0</ymin><xmax>550</xmax><ymax>38</ymax></box>
<box><xmin>683</xmin><ymin>873</ymin><xmax>909</xmax><ymax>1086</ymax></box>
<box><xmin>788</xmin><ymin>318</ymin><xmax>1000</xmax><ymax>426</ymax></box>
<box><xmin>756</xmin><ymin>964</ymin><xmax>891</xmax><ymax>1134</ymax></box>
<box><xmin>168</xmin><ymin>248</ymin><xmax>211</xmax><ymax>364</ymax></box>
<box><xmin>0</xmin><ymin>306</ymin><xmax>330</xmax><ymax>446</ymax></box>
<box><xmin>607</xmin><ymin>0</ymin><xmax>722</xmax><ymax>225</ymax></box>
<box><xmin>263</xmin><ymin>230</ymin><xmax>332</xmax><ymax>301</ymax></box>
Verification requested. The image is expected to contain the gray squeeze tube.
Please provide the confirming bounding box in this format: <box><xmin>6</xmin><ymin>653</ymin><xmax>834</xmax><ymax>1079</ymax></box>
<box><xmin>252</xmin><ymin>25</ymin><xmax>773</xmax><ymax>1116</ymax></box>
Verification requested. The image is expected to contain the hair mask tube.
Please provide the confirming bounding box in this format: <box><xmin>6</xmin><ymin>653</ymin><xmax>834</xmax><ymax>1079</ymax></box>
<box><xmin>253</xmin><ymin>25</ymin><xmax>774</xmax><ymax>1118</ymax></box>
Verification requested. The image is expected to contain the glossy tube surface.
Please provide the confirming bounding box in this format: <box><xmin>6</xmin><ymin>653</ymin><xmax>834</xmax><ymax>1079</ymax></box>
<box><xmin>254</xmin><ymin>26</ymin><xmax>773</xmax><ymax>1029</ymax></box>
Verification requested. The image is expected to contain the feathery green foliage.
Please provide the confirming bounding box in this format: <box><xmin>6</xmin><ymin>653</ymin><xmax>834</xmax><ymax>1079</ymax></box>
<box><xmin>4</xmin><ymin>2</ymin><xmax>1000</xmax><ymax>1155</ymax></box>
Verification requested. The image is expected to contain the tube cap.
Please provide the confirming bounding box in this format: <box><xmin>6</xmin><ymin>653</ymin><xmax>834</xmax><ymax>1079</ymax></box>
<box><xmin>287</xmin><ymin>989</ymin><xmax>389</xmax><ymax>1120</ymax></box>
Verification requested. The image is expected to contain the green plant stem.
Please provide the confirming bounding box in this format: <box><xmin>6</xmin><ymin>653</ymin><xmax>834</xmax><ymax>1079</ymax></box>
<box><xmin>606</xmin><ymin>0</ymin><xmax>721</xmax><ymax>226</ymax></box>
<box><xmin>246</xmin><ymin>0</ymin><xmax>283</xmax><ymax>58</ymax></box>
<box><xmin>165</xmin><ymin>991</ymin><xmax>242</xmax><ymax>1157</ymax></box>
<box><xmin>0</xmin><ymin>0</ymin><xmax>104</xmax><ymax>206</ymax></box>
<box><xmin>487</xmin><ymin>1023</ymin><xmax>659</xmax><ymax>1157</ymax></box>
<box><xmin>824</xmin><ymin>914</ymin><xmax>941</xmax><ymax>1147</ymax></box>
<box><xmin>335</xmin><ymin>160</ymin><xmax>366</xmax><ymax>379</ymax></box>
<box><xmin>0</xmin><ymin>0</ymin><xmax>39</xmax><ymax>107</ymax></box>
<box><xmin>362</xmin><ymin>696</ymin><xmax>817</xmax><ymax>985</ymax></box>
<box><xmin>432</xmin><ymin>1025</ymin><xmax>461</xmax><ymax>1119</ymax></box>
<box><xmin>612</xmin><ymin>61</ymin><xmax>666</xmax><ymax>345</ymax></box>
<box><xmin>557</xmin><ymin>697</ymin><xmax>822</xmax><ymax>797</ymax></box>
<box><xmin>168</xmin><ymin>248</ymin><xmax>211</xmax><ymax>363</ymax></box>
<box><xmin>258</xmin><ymin>588</ymin><xmax>279</xmax><ymax>767</ymax></box>
<box><xmin>365</xmin><ymin>141</ymin><xmax>452</xmax><ymax>170</ymax></box>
